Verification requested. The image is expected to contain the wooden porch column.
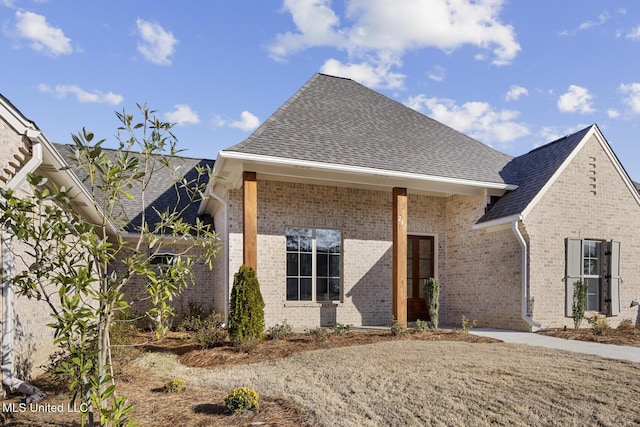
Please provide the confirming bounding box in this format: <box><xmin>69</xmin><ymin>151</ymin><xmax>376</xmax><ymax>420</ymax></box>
<box><xmin>392</xmin><ymin>187</ymin><xmax>408</xmax><ymax>327</ymax></box>
<box><xmin>242</xmin><ymin>171</ymin><xmax>258</xmax><ymax>272</ymax></box>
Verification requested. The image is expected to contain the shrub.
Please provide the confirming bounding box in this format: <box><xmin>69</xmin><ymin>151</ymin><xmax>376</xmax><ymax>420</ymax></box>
<box><xmin>193</xmin><ymin>312</ymin><xmax>228</xmax><ymax>349</ymax></box>
<box><xmin>461</xmin><ymin>315</ymin><xmax>477</xmax><ymax>333</ymax></box>
<box><xmin>232</xmin><ymin>336</ymin><xmax>260</xmax><ymax>353</ymax></box>
<box><xmin>327</xmin><ymin>322</ymin><xmax>352</xmax><ymax>335</ymax></box>
<box><xmin>390</xmin><ymin>318</ymin><xmax>407</xmax><ymax>336</ymax></box>
<box><xmin>588</xmin><ymin>314</ymin><xmax>611</xmax><ymax>336</ymax></box>
<box><xmin>163</xmin><ymin>378</ymin><xmax>186</xmax><ymax>393</ymax></box>
<box><xmin>228</xmin><ymin>265</ymin><xmax>265</xmax><ymax>343</ymax></box>
<box><xmin>414</xmin><ymin>319</ymin><xmax>431</xmax><ymax>332</ymax></box>
<box><xmin>617</xmin><ymin>319</ymin><xmax>635</xmax><ymax>331</ymax></box>
<box><xmin>177</xmin><ymin>302</ymin><xmax>212</xmax><ymax>332</ymax></box>
<box><xmin>423</xmin><ymin>277</ymin><xmax>440</xmax><ymax>329</ymax></box>
<box><xmin>306</xmin><ymin>326</ymin><xmax>327</xmax><ymax>342</ymax></box>
<box><xmin>266</xmin><ymin>320</ymin><xmax>294</xmax><ymax>340</ymax></box>
<box><xmin>572</xmin><ymin>280</ymin><xmax>588</xmax><ymax>329</ymax></box>
<box><xmin>225</xmin><ymin>387</ymin><xmax>260</xmax><ymax>414</ymax></box>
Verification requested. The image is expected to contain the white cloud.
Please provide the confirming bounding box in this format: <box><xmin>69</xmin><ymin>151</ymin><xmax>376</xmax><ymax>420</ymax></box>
<box><xmin>136</xmin><ymin>18</ymin><xmax>178</xmax><ymax>66</ymax></box>
<box><xmin>270</xmin><ymin>0</ymin><xmax>520</xmax><ymax>88</ymax></box>
<box><xmin>229</xmin><ymin>111</ymin><xmax>260</xmax><ymax>132</ymax></box>
<box><xmin>12</xmin><ymin>11</ymin><xmax>72</xmax><ymax>56</ymax></box>
<box><xmin>505</xmin><ymin>85</ymin><xmax>528</xmax><ymax>101</ymax></box>
<box><xmin>320</xmin><ymin>58</ymin><xmax>405</xmax><ymax>89</ymax></box>
<box><xmin>557</xmin><ymin>85</ymin><xmax>595</xmax><ymax>114</ymax></box>
<box><xmin>164</xmin><ymin>104</ymin><xmax>200</xmax><ymax>126</ymax></box>
<box><xmin>539</xmin><ymin>124</ymin><xmax>587</xmax><ymax>146</ymax></box>
<box><xmin>269</xmin><ymin>0</ymin><xmax>346</xmax><ymax>59</ymax></box>
<box><xmin>626</xmin><ymin>26</ymin><xmax>640</xmax><ymax>41</ymax></box>
<box><xmin>405</xmin><ymin>94</ymin><xmax>529</xmax><ymax>144</ymax></box>
<box><xmin>427</xmin><ymin>66</ymin><xmax>445</xmax><ymax>82</ymax></box>
<box><xmin>619</xmin><ymin>82</ymin><xmax>640</xmax><ymax>113</ymax></box>
<box><xmin>578</xmin><ymin>12</ymin><xmax>609</xmax><ymax>30</ymax></box>
<box><xmin>38</xmin><ymin>84</ymin><xmax>123</xmax><ymax>105</ymax></box>
<box><xmin>607</xmin><ymin>109</ymin><xmax>620</xmax><ymax>119</ymax></box>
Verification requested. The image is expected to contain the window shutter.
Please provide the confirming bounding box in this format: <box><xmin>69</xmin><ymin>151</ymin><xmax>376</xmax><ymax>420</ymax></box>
<box><xmin>565</xmin><ymin>238</ymin><xmax>583</xmax><ymax>317</ymax></box>
<box><xmin>608</xmin><ymin>240</ymin><xmax>621</xmax><ymax>316</ymax></box>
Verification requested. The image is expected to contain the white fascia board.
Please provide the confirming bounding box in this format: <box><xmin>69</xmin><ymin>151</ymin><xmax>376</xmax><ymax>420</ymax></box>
<box><xmin>0</xmin><ymin>97</ymin><xmax>34</xmax><ymax>135</ymax></box>
<box><xmin>218</xmin><ymin>151</ymin><xmax>517</xmax><ymax>192</ymax></box>
<box><xmin>520</xmin><ymin>125</ymin><xmax>640</xmax><ymax>219</ymax></box>
<box><xmin>36</xmin><ymin>133</ymin><xmax>118</xmax><ymax>236</ymax></box>
<box><xmin>519</xmin><ymin>126</ymin><xmax>594</xmax><ymax>220</ymax></box>
<box><xmin>595</xmin><ymin>128</ymin><xmax>640</xmax><ymax>206</ymax></box>
<box><xmin>472</xmin><ymin>214</ymin><xmax>522</xmax><ymax>231</ymax></box>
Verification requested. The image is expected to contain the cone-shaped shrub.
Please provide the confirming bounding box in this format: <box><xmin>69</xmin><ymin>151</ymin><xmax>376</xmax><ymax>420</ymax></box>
<box><xmin>228</xmin><ymin>265</ymin><xmax>265</xmax><ymax>342</ymax></box>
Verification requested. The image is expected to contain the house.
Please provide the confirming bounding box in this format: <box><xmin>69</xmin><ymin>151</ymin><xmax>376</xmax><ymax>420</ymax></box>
<box><xmin>2</xmin><ymin>72</ymin><xmax>640</xmax><ymax>389</ymax></box>
<box><xmin>0</xmin><ymin>96</ymin><xmax>216</xmax><ymax>393</ymax></box>
<box><xmin>202</xmin><ymin>73</ymin><xmax>640</xmax><ymax>331</ymax></box>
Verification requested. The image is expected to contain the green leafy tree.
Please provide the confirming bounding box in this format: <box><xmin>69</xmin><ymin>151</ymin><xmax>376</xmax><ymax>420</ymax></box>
<box><xmin>228</xmin><ymin>265</ymin><xmax>264</xmax><ymax>343</ymax></box>
<box><xmin>0</xmin><ymin>105</ymin><xmax>220</xmax><ymax>426</ymax></box>
<box><xmin>423</xmin><ymin>277</ymin><xmax>440</xmax><ymax>329</ymax></box>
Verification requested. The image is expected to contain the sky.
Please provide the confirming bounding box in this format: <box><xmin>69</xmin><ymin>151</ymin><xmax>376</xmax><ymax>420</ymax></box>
<box><xmin>2</xmin><ymin>0</ymin><xmax>640</xmax><ymax>179</ymax></box>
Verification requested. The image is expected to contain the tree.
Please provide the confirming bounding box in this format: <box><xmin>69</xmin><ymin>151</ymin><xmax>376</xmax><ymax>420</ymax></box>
<box><xmin>228</xmin><ymin>265</ymin><xmax>264</xmax><ymax>343</ymax></box>
<box><xmin>0</xmin><ymin>105</ymin><xmax>220</xmax><ymax>426</ymax></box>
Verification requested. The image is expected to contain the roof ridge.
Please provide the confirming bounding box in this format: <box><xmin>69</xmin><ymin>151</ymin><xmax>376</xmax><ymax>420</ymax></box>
<box><xmin>53</xmin><ymin>142</ymin><xmax>213</xmax><ymax>162</ymax></box>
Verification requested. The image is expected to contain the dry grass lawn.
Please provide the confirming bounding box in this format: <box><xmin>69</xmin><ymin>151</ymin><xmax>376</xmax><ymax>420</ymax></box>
<box><xmin>4</xmin><ymin>328</ymin><xmax>640</xmax><ymax>426</ymax></box>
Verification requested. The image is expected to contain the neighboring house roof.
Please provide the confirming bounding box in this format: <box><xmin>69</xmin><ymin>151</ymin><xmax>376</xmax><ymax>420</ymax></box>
<box><xmin>478</xmin><ymin>126</ymin><xmax>592</xmax><ymax>224</ymax></box>
<box><xmin>225</xmin><ymin>73</ymin><xmax>513</xmax><ymax>185</ymax></box>
<box><xmin>54</xmin><ymin>143</ymin><xmax>214</xmax><ymax>233</ymax></box>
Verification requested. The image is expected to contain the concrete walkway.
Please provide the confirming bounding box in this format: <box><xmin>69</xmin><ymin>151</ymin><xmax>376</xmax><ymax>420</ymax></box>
<box><xmin>470</xmin><ymin>328</ymin><xmax>640</xmax><ymax>363</ymax></box>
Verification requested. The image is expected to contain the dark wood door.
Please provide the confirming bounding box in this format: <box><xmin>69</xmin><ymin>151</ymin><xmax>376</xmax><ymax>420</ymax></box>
<box><xmin>407</xmin><ymin>235</ymin><xmax>434</xmax><ymax>322</ymax></box>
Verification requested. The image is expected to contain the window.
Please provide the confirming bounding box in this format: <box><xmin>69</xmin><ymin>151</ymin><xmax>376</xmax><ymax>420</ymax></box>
<box><xmin>565</xmin><ymin>239</ymin><xmax>621</xmax><ymax>316</ymax></box>
<box><xmin>286</xmin><ymin>227</ymin><xmax>341</xmax><ymax>302</ymax></box>
<box><xmin>583</xmin><ymin>240</ymin><xmax>601</xmax><ymax>311</ymax></box>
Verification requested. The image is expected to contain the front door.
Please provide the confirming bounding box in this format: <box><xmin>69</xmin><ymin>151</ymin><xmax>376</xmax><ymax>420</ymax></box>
<box><xmin>407</xmin><ymin>235</ymin><xmax>434</xmax><ymax>322</ymax></box>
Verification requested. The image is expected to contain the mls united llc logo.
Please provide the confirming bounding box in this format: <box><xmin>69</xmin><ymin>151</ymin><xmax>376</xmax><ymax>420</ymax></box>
<box><xmin>3</xmin><ymin>402</ymin><xmax>89</xmax><ymax>413</ymax></box>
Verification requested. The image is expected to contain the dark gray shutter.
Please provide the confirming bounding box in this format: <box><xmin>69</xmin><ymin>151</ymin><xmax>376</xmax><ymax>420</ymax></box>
<box><xmin>565</xmin><ymin>238</ymin><xmax>583</xmax><ymax>317</ymax></box>
<box><xmin>609</xmin><ymin>240</ymin><xmax>621</xmax><ymax>316</ymax></box>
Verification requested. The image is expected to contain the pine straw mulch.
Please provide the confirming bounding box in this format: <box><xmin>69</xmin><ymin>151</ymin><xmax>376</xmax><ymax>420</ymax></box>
<box><xmin>536</xmin><ymin>324</ymin><xmax>640</xmax><ymax>347</ymax></box>
<box><xmin>175</xmin><ymin>328</ymin><xmax>498</xmax><ymax>368</ymax></box>
<box><xmin>2</xmin><ymin>328</ymin><xmax>496</xmax><ymax>427</ymax></box>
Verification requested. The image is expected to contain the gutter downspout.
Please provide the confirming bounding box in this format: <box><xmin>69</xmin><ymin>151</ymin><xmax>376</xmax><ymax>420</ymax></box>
<box><xmin>512</xmin><ymin>218</ymin><xmax>541</xmax><ymax>329</ymax></box>
<box><xmin>200</xmin><ymin>186</ymin><xmax>229</xmax><ymax>322</ymax></box>
<box><xmin>2</xmin><ymin>135</ymin><xmax>46</xmax><ymax>402</ymax></box>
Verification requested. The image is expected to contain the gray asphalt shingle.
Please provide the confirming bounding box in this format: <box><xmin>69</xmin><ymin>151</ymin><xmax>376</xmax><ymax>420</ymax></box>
<box><xmin>227</xmin><ymin>74</ymin><xmax>513</xmax><ymax>184</ymax></box>
<box><xmin>478</xmin><ymin>126</ymin><xmax>592</xmax><ymax>223</ymax></box>
<box><xmin>53</xmin><ymin>143</ymin><xmax>214</xmax><ymax>232</ymax></box>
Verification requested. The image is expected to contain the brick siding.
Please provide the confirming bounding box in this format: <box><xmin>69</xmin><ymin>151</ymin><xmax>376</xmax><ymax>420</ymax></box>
<box><xmin>525</xmin><ymin>134</ymin><xmax>640</xmax><ymax>329</ymax></box>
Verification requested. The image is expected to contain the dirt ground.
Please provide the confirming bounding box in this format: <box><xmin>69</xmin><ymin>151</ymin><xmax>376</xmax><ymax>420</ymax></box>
<box><xmin>3</xmin><ymin>326</ymin><xmax>640</xmax><ymax>426</ymax></box>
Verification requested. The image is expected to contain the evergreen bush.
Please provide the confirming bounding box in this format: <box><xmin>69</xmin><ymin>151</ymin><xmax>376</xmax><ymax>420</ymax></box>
<box><xmin>572</xmin><ymin>280</ymin><xmax>588</xmax><ymax>329</ymax></box>
<box><xmin>423</xmin><ymin>277</ymin><xmax>440</xmax><ymax>329</ymax></box>
<box><xmin>225</xmin><ymin>387</ymin><xmax>259</xmax><ymax>414</ymax></box>
<box><xmin>228</xmin><ymin>265</ymin><xmax>265</xmax><ymax>343</ymax></box>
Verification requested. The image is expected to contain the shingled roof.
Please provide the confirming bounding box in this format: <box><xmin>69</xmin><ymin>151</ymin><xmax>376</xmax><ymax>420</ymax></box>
<box><xmin>54</xmin><ymin>143</ymin><xmax>214</xmax><ymax>233</ymax></box>
<box><xmin>226</xmin><ymin>73</ymin><xmax>513</xmax><ymax>185</ymax></box>
<box><xmin>477</xmin><ymin>125</ymin><xmax>593</xmax><ymax>224</ymax></box>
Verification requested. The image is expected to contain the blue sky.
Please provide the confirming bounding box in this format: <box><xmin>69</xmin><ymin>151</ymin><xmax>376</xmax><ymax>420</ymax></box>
<box><xmin>2</xmin><ymin>1</ymin><xmax>640</xmax><ymax>179</ymax></box>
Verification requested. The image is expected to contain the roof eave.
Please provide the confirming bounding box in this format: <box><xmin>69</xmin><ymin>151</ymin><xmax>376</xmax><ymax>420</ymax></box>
<box><xmin>217</xmin><ymin>151</ymin><xmax>516</xmax><ymax>196</ymax></box>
